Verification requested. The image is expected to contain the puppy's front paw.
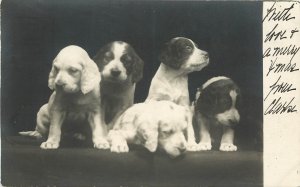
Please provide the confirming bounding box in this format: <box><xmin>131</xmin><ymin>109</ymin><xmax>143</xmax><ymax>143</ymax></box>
<box><xmin>198</xmin><ymin>142</ymin><xmax>212</xmax><ymax>151</ymax></box>
<box><xmin>40</xmin><ymin>141</ymin><xmax>59</xmax><ymax>149</ymax></box>
<box><xmin>220</xmin><ymin>143</ymin><xmax>237</xmax><ymax>152</ymax></box>
<box><xmin>187</xmin><ymin>142</ymin><xmax>200</xmax><ymax>151</ymax></box>
<box><xmin>110</xmin><ymin>142</ymin><xmax>129</xmax><ymax>153</ymax></box>
<box><xmin>93</xmin><ymin>138</ymin><xmax>110</xmax><ymax>149</ymax></box>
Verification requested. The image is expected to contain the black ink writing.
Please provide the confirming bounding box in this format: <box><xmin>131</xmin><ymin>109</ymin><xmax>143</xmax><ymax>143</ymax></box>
<box><xmin>264</xmin><ymin>97</ymin><xmax>297</xmax><ymax>115</ymax></box>
<box><xmin>263</xmin><ymin>44</ymin><xmax>300</xmax><ymax>62</ymax></box>
<box><xmin>264</xmin><ymin>24</ymin><xmax>287</xmax><ymax>42</ymax></box>
<box><xmin>263</xmin><ymin>2</ymin><xmax>295</xmax><ymax>22</ymax></box>
<box><xmin>263</xmin><ymin>2</ymin><xmax>299</xmax><ymax>116</ymax></box>
<box><xmin>273</xmin><ymin>45</ymin><xmax>300</xmax><ymax>61</ymax></box>
<box><xmin>265</xmin><ymin>75</ymin><xmax>296</xmax><ymax>101</ymax></box>
<box><xmin>290</xmin><ymin>28</ymin><xmax>299</xmax><ymax>38</ymax></box>
<box><xmin>267</xmin><ymin>58</ymin><xmax>299</xmax><ymax>76</ymax></box>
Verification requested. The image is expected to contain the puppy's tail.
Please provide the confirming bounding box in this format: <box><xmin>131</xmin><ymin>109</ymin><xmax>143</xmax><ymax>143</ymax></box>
<box><xmin>19</xmin><ymin>130</ymin><xmax>43</xmax><ymax>139</ymax></box>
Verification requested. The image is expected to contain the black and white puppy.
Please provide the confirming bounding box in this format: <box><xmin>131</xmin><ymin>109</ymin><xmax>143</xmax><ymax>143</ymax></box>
<box><xmin>146</xmin><ymin>37</ymin><xmax>209</xmax><ymax>151</ymax></box>
<box><xmin>194</xmin><ymin>76</ymin><xmax>241</xmax><ymax>151</ymax></box>
<box><xmin>94</xmin><ymin>41</ymin><xmax>144</xmax><ymax>129</ymax></box>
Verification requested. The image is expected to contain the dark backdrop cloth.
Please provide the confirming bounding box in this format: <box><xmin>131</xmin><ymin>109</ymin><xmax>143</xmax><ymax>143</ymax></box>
<box><xmin>1</xmin><ymin>1</ymin><xmax>263</xmax><ymax>186</ymax></box>
<box><xmin>2</xmin><ymin>136</ymin><xmax>263</xmax><ymax>186</ymax></box>
<box><xmin>2</xmin><ymin>0</ymin><xmax>262</xmax><ymax>138</ymax></box>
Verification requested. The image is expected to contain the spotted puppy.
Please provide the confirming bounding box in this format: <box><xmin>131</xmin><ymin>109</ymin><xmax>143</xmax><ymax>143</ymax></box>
<box><xmin>194</xmin><ymin>76</ymin><xmax>241</xmax><ymax>151</ymax></box>
<box><xmin>20</xmin><ymin>45</ymin><xmax>108</xmax><ymax>149</ymax></box>
<box><xmin>94</xmin><ymin>41</ymin><xmax>144</xmax><ymax>129</ymax></box>
<box><xmin>108</xmin><ymin>101</ymin><xmax>188</xmax><ymax>158</ymax></box>
<box><xmin>146</xmin><ymin>37</ymin><xmax>209</xmax><ymax>151</ymax></box>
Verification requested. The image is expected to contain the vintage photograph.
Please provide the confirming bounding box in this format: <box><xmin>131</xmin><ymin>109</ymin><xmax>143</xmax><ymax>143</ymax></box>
<box><xmin>1</xmin><ymin>0</ymin><xmax>263</xmax><ymax>186</ymax></box>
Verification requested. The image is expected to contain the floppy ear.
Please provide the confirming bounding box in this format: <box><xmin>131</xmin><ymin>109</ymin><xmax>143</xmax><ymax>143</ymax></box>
<box><xmin>80</xmin><ymin>59</ymin><xmax>101</xmax><ymax>94</ymax></box>
<box><xmin>159</xmin><ymin>42</ymin><xmax>169</xmax><ymax>64</ymax></box>
<box><xmin>138</xmin><ymin>124</ymin><xmax>158</xmax><ymax>152</ymax></box>
<box><xmin>131</xmin><ymin>52</ymin><xmax>144</xmax><ymax>83</ymax></box>
<box><xmin>159</xmin><ymin>42</ymin><xmax>182</xmax><ymax>69</ymax></box>
<box><xmin>48</xmin><ymin>58</ymin><xmax>57</xmax><ymax>90</ymax></box>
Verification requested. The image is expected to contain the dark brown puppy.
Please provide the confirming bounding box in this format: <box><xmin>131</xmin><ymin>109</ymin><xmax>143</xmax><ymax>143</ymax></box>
<box><xmin>194</xmin><ymin>76</ymin><xmax>241</xmax><ymax>151</ymax></box>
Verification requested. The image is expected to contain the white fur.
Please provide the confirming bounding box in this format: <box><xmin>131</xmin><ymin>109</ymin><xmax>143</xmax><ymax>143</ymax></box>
<box><xmin>101</xmin><ymin>42</ymin><xmax>128</xmax><ymax>81</ymax></box>
<box><xmin>215</xmin><ymin>90</ymin><xmax>240</xmax><ymax>126</ymax></box>
<box><xmin>146</xmin><ymin>37</ymin><xmax>209</xmax><ymax>152</ymax></box>
<box><xmin>202</xmin><ymin>76</ymin><xmax>229</xmax><ymax>89</ymax></box>
<box><xmin>20</xmin><ymin>45</ymin><xmax>108</xmax><ymax>150</ymax></box>
<box><xmin>182</xmin><ymin>41</ymin><xmax>209</xmax><ymax>72</ymax></box>
<box><xmin>108</xmin><ymin>101</ymin><xmax>188</xmax><ymax>157</ymax></box>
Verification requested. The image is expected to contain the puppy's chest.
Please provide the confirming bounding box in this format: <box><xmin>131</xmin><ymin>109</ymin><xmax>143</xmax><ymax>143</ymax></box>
<box><xmin>64</xmin><ymin>95</ymin><xmax>99</xmax><ymax>113</ymax></box>
<box><xmin>164</xmin><ymin>78</ymin><xmax>188</xmax><ymax>102</ymax></box>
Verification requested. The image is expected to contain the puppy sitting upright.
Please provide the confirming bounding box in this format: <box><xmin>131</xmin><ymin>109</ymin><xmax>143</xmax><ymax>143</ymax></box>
<box><xmin>20</xmin><ymin>45</ymin><xmax>108</xmax><ymax>149</ymax></box>
<box><xmin>146</xmin><ymin>37</ymin><xmax>209</xmax><ymax>151</ymax></box>
<box><xmin>94</xmin><ymin>41</ymin><xmax>144</xmax><ymax>129</ymax></box>
<box><xmin>194</xmin><ymin>76</ymin><xmax>241</xmax><ymax>151</ymax></box>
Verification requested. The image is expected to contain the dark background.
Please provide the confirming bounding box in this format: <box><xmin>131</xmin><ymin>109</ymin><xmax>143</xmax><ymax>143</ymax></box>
<box><xmin>1</xmin><ymin>0</ymin><xmax>263</xmax><ymax>150</ymax></box>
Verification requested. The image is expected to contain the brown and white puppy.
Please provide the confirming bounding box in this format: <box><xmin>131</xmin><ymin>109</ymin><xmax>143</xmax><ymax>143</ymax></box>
<box><xmin>94</xmin><ymin>41</ymin><xmax>144</xmax><ymax>129</ymax></box>
<box><xmin>108</xmin><ymin>101</ymin><xmax>188</xmax><ymax>158</ymax></box>
<box><xmin>19</xmin><ymin>45</ymin><xmax>109</xmax><ymax>149</ymax></box>
<box><xmin>194</xmin><ymin>76</ymin><xmax>241</xmax><ymax>151</ymax></box>
<box><xmin>145</xmin><ymin>37</ymin><xmax>209</xmax><ymax>151</ymax></box>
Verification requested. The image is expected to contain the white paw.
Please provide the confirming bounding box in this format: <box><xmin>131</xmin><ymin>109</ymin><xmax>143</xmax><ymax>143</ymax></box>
<box><xmin>40</xmin><ymin>141</ymin><xmax>59</xmax><ymax>149</ymax></box>
<box><xmin>93</xmin><ymin>138</ymin><xmax>110</xmax><ymax>149</ymax></box>
<box><xmin>110</xmin><ymin>142</ymin><xmax>129</xmax><ymax>153</ymax></box>
<box><xmin>198</xmin><ymin>142</ymin><xmax>212</xmax><ymax>151</ymax></box>
<box><xmin>186</xmin><ymin>142</ymin><xmax>200</xmax><ymax>151</ymax></box>
<box><xmin>220</xmin><ymin>143</ymin><xmax>237</xmax><ymax>152</ymax></box>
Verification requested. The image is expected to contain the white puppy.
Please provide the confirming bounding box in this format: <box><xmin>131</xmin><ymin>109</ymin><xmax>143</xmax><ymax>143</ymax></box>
<box><xmin>108</xmin><ymin>101</ymin><xmax>188</xmax><ymax>158</ymax></box>
<box><xmin>19</xmin><ymin>45</ymin><xmax>108</xmax><ymax>149</ymax></box>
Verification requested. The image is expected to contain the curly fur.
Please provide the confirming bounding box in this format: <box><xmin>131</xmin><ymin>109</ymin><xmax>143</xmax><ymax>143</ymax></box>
<box><xmin>108</xmin><ymin>101</ymin><xmax>188</xmax><ymax>158</ymax></box>
<box><xmin>19</xmin><ymin>45</ymin><xmax>108</xmax><ymax>150</ymax></box>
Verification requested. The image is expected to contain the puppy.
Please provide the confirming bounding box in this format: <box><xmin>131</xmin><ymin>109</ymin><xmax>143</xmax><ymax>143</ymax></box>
<box><xmin>146</xmin><ymin>37</ymin><xmax>209</xmax><ymax>151</ymax></box>
<box><xmin>19</xmin><ymin>45</ymin><xmax>109</xmax><ymax>149</ymax></box>
<box><xmin>194</xmin><ymin>76</ymin><xmax>241</xmax><ymax>151</ymax></box>
<box><xmin>93</xmin><ymin>41</ymin><xmax>144</xmax><ymax>129</ymax></box>
<box><xmin>108</xmin><ymin>101</ymin><xmax>188</xmax><ymax>158</ymax></box>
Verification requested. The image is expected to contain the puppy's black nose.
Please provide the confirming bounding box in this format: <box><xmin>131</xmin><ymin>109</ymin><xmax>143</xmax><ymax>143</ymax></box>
<box><xmin>179</xmin><ymin>146</ymin><xmax>186</xmax><ymax>153</ymax></box>
<box><xmin>55</xmin><ymin>81</ymin><xmax>66</xmax><ymax>87</ymax></box>
<box><xmin>228</xmin><ymin>119</ymin><xmax>238</xmax><ymax>126</ymax></box>
<box><xmin>111</xmin><ymin>69</ymin><xmax>121</xmax><ymax>77</ymax></box>
<box><xmin>178</xmin><ymin>143</ymin><xmax>186</xmax><ymax>153</ymax></box>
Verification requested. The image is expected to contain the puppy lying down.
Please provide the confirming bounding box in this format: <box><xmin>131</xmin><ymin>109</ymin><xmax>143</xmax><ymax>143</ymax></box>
<box><xmin>108</xmin><ymin>101</ymin><xmax>189</xmax><ymax>158</ymax></box>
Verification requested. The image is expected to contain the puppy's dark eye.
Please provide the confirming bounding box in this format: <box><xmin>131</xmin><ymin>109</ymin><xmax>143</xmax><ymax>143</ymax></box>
<box><xmin>161</xmin><ymin>129</ymin><xmax>173</xmax><ymax>135</ymax></box>
<box><xmin>185</xmin><ymin>45</ymin><xmax>193</xmax><ymax>51</ymax></box>
<box><xmin>121</xmin><ymin>54</ymin><xmax>132</xmax><ymax>63</ymax></box>
<box><xmin>104</xmin><ymin>52</ymin><xmax>114</xmax><ymax>61</ymax></box>
<box><xmin>68</xmin><ymin>68</ymin><xmax>79</xmax><ymax>74</ymax></box>
<box><xmin>124</xmin><ymin>55</ymin><xmax>132</xmax><ymax>62</ymax></box>
<box><xmin>53</xmin><ymin>66</ymin><xmax>59</xmax><ymax>73</ymax></box>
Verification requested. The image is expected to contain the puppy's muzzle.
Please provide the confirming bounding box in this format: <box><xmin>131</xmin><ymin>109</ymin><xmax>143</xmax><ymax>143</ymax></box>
<box><xmin>55</xmin><ymin>79</ymin><xmax>67</xmax><ymax>88</ymax></box>
<box><xmin>227</xmin><ymin>118</ymin><xmax>239</xmax><ymax>127</ymax></box>
<box><xmin>178</xmin><ymin>143</ymin><xmax>186</xmax><ymax>153</ymax></box>
<box><xmin>110</xmin><ymin>69</ymin><xmax>121</xmax><ymax>77</ymax></box>
<box><xmin>203</xmin><ymin>52</ymin><xmax>209</xmax><ymax>60</ymax></box>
